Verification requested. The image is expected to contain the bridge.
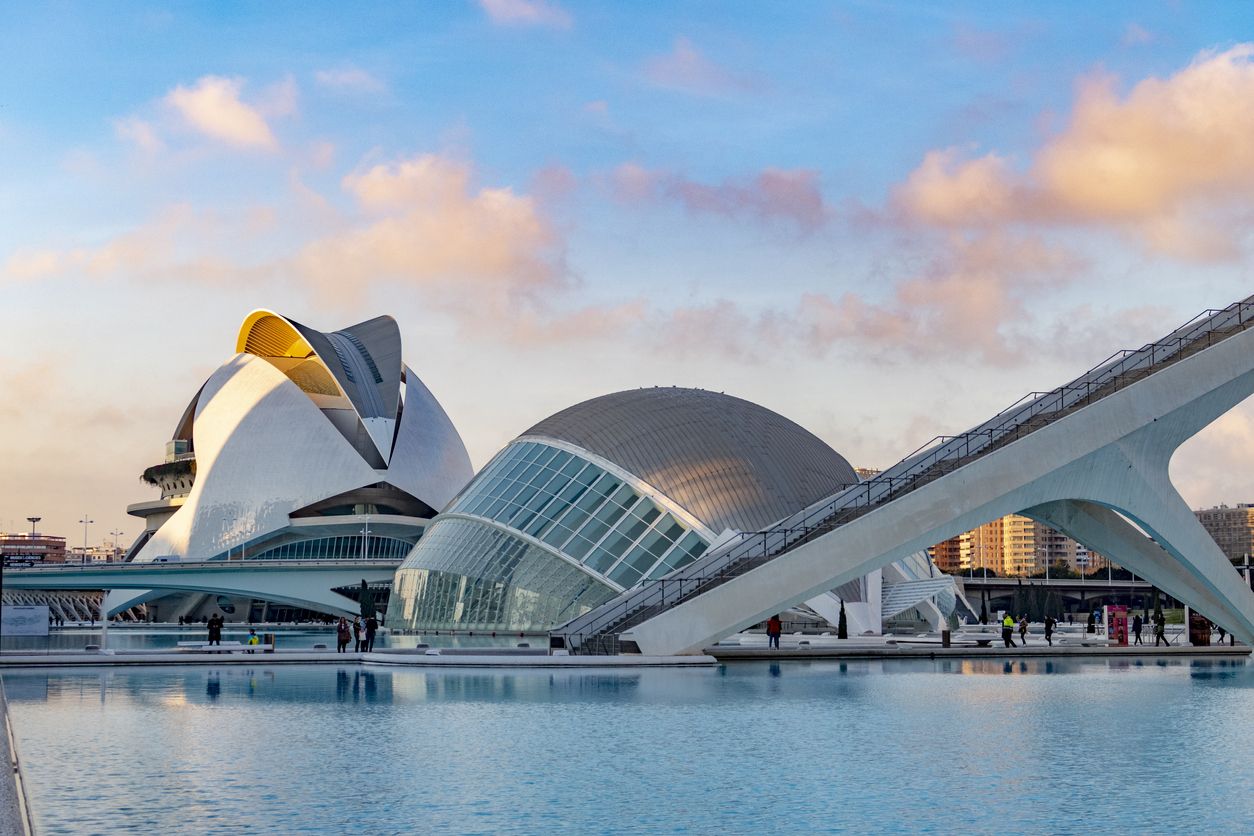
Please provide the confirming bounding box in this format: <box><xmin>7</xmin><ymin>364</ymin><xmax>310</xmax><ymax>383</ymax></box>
<box><xmin>554</xmin><ymin>294</ymin><xmax>1254</xmax><ymax>655</ymax></box>
<box><xmin>2</xmin><ymin>559</ymin><xmax>401</xmax><ymax>618</ymax></box>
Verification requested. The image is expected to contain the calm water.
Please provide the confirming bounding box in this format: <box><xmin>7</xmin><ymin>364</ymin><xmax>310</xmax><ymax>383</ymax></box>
<box><xmin>6</xmin><ymin>658</ymin><xmax>1253</xmax><ymax>834</ymax></box>
<box><xmin>0</xmin><ymin>627</ymin><xmax>520</xmax><ymax>653</ymax></box>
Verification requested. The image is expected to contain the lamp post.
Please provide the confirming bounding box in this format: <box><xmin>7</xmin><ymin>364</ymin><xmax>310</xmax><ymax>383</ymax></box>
<box><xmin>79</xmin><ymin>516</ymin><xmax>94</xmax><ymax>565</ymax></box>
<box><xmin>360</xmin><ymin>517</ymin><xmax>371</xmax><ymax>561</ymax></box>
<box><xmin>108</xmin><ymin>530</ymin><xmax>124</xmax><ymax>563</ymax></box>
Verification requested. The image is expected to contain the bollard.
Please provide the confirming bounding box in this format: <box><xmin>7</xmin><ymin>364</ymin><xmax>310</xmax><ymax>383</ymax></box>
<box><xmin>263</xmin><ymin>632</ymin><xmax>276</xmax><ymax>653</ymax></box>
<box><xmin>941</xmin><ymin>630</ymin><xmax>951</xmax><ymax>648</ymax></box>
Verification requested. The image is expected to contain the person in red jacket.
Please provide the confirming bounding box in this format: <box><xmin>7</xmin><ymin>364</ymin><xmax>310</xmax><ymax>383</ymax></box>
<box><xmin>766</xmin><ymin>614</ymin><xmax>782</xmax><ymax>649</ymax></box>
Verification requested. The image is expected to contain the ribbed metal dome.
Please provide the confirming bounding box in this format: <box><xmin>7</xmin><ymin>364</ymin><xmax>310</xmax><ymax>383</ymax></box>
<box><xmin>521</xmin><ymin>387</ymin><xmax>858</xmax><ymax>534</ymax></box>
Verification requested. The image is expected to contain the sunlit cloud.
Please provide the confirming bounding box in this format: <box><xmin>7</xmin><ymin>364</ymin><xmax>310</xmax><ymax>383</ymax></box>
<box><xmin>641</xmin><ymin>37</ymin><xmax>756</xmax><ymax>95</ymax></box>
<box><xmin>895</xmin><ymin>44</ymin><xmax>1254</xmax><ymax>260</ymax></box>
<box><xmin>478</xmin><ymin>0</ymin><xmax>572</xmax><ymax>30</ymax></box>
<box><xmin>112</xmin><ymin>116</ymin><xmax>164</xmax><ymax>153</ymax></box>
<box><xmin>314</xmin><ymin>65</ymin><xmax>386</xmax><ymax>94</ymax></box>
<box><xmin>164</xmin><ymin>75</ymin><xmax>280</xmax><ymax>150</ymax></box>
<box><xmin>1121</xmin><ymin>23</ymin><xmax>1155</xmax><ymax>47</ymax></box>
<box><xmin>611</xmin><ymin>163</ymin><xmax>827</xmax><ymax>231</ymax></box>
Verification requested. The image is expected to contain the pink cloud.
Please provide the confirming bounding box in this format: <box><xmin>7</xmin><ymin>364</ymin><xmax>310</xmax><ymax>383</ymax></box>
<box><xmin>642</xmin><ymin>37</ymin><xmax>756</xmax><ymax>96</ymax></box>
<box><xmin>896</xmin><ymin>45</ymin><xmax>1254</xmax><ymax>260</ymax></box>
<box><xmin>612</xmin><ymin>163</ymin><xmax>828</xmax><ymax>231</ymax></box>
<box><xmin>164</xmin><ymin>75</ymin><xmax>279</xmax><ymax>150</ymax></box>
<box><xmin>478</xmin><ymin>0</ymin><xmax>571</xmax><ymax>29</ymax></box>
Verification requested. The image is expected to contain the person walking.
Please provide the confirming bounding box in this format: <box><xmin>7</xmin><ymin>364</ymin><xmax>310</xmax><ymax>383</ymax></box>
<box><xmin>336</xmin><ymin>617</ymin><xmax>351</xmax><ymax>653</ymax></box>
<box><xmin>1132</xmin><ymin>613</ymin><xmax>1144</xmax><ymax>645</ymax></box>
<box><xmin>207</xmin><ymin>613</ymin><xmax>223</xmax><ymax>646</ymax></box>
<box><xmin>365</xmin><ymin>615</ymin><xmax>379</xmax><ymax>652</ymax></box>
<box><xmin>1044</xmin><ymin>614</ymin><xmax>1055</xmax><ymax>647</ymax></box>
<box><xmin>1018</xmin><ymin>616</ymin><xmax>1029</xmax><ymax>646</ymax></box>
<box><xmin>766</xmin><ymin>614</ymin><xmax>782</xmax><ymax>650</ymax></box>
<box><xmin>1002</xmin><ymin>613</ymin><xmax>1017</xmax><ymax>648</ymax></box>
<box><xmin>1217</xmin><ymin>624</ymin><xmax>1227</xmax><ymax>644</ymax></box>
<box><xmin>1154</xmin><ymin>613</ymin><xmax>1168</xmax><ymax>647</ymax></box>
<box><xmin>352</xmin><ymin>617</ymin><xmax>364</xmax><ymax>652</ymax></box>
<box><xmin>246</xmin><ymin>629</ymin><xmax>260</xmax><ymax>653</ymax></box>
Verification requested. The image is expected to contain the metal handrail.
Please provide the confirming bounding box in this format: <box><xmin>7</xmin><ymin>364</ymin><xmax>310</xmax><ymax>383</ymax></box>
<box><xmin>556</xmin><ymin>295</ymin><xmax>1254</xmax><ymax>650</ymax></box>
<box><xmin>4</xmin><ymin>558</ymin><xmax>403</xmax><ymax>572</ymax></box>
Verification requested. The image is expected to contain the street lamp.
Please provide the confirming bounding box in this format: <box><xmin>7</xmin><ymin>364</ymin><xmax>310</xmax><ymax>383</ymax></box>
<box><xmin>360</xmin><ymin>517</ymin><xmax>371</xmax><ymax>561</ymax></box>
<box><xmin>25</xmin><ymin>516</ymin><xmax>40</xmax><ymax>536</ymax></box>
<box><xmin>79</xmin><ymin>516</ymin><xmax>94</xmax><ymax>564</ymax></box>
<box><xmin>108</xmin><ymin>530</ymin><xmax>124</xmax><ymax>562</ymax></box>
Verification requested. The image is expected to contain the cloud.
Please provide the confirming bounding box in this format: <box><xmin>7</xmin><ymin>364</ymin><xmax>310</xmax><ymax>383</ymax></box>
<box><xmin>478</xmin><ymin>0</ymin><xmax>571</xmax><ymax>29</ymax></box>
<box><xmin>314</xmin><ymin>65</ymin><xmax>386</xmax><ymax>94</ymax></box>
<box><xmin>1172</xmin><ymin>403</ymin><xmax>1254</xmax><ymax>509</ymax></box>
<box><xmin>895</xmin><ymin>45</ymin><xmax>1254</xmax><ymax>260</ymax></box>
<box><xmin>298</xmin><ymin>153</ymin><xmax>562</xmax><ymax>297</ymax></box>
<box><xmin>642</xmin><ymin>37</ymin><xmax>755</xmax><ymax>95</ymax></box>
<box><xmin>113</xmin><ymin>117</ymin><xmax>164</xmax><ymax>153</ymax></box>
<box><xmin>164</xmin><ymin>75</ymin><xmax>279</xmax><ymax>150</ymax></box>
<box><xmin>1121</xmin><ymin>23</ymin><xmax>1154</xmax><ymax>47</ymax></box>
<box><xmin>530</xmin><ymin>163</ymin><xmax>578</xmax><ymax>203</ymax></box>
<box><xmin>611</xmin><ymin>163</ymin><xmax>828</xmax><ymax>231</ymax></box>
<box><xmin>797</xmin><ymin>234</ymin><xmax>1081</xmax><ymax>365</ymax></box>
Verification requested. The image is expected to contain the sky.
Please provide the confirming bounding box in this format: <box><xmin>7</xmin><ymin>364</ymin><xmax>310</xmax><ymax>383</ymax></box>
<box><xmin>3</xmin><ymin>1</ymin><xmax>1254</xmax><ymax>544</ymax></box>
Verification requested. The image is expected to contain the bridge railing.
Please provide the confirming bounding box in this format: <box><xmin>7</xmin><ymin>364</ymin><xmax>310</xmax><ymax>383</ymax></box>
<box><xmin>554</xmin><ymin>294</ymin><xmax>1254</xmax><ymax>652</ymax></box>
<box><xmin>4</xmin><ymin>558</ymin><xmax>403</xmax><ymax>572</ymax></box>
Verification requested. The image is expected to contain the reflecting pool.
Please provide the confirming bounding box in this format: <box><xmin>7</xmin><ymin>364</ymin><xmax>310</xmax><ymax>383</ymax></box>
<box><xmin>0</xmin><ymin>626</ymin><xmax>518</xmax><ymax>653</ymax></box>
<box><xmin>6</xmin><ymin>658</ymin><xmax>1254</xmax><ymax>833</ymax></box>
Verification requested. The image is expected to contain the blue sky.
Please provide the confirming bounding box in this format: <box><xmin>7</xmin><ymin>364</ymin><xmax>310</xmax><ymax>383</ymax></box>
<box><xmin>3</xmin><ymin>1</ymin><xmax>1254</xmax><ymax>542</ymax></box>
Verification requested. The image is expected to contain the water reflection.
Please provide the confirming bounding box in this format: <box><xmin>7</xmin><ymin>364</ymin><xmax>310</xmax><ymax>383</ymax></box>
<box><xmin>5</xmin><ymin>659</ymin><xmax>1254</xmax><ymax>834</ymax></box>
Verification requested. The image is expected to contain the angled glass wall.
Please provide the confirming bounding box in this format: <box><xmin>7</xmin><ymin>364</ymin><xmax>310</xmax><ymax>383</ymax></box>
<box><xmin>389</xmin><ymin>518</ymin><xmax>619</xmax><ymax>631</ymax></box>
<box><xmin>447</xmin><ymin>441</ymin><xmax>708</xmax><ymax>587</ymax></box>
<box><xmin>387</xmin><ymin>440</ymin><xmax>713</xmax><ymax>632</ymax></box>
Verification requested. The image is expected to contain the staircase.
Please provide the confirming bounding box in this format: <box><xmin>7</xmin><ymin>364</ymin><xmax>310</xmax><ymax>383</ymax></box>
<box><xmin>552</xmin><ymin>295</ymin><xmax>1254</xmax><ymax>654</ymax></box>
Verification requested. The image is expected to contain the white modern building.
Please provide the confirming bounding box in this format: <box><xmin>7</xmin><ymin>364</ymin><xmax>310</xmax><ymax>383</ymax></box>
<box><xmin>112</xmin><ymin>309</ymin><xmax>473</xmax><ymax>621</ymax></box>
<box><xmin>386</xmin><ymin>387</ymin><xmax>961</xmax><ymax>635</ymax></box>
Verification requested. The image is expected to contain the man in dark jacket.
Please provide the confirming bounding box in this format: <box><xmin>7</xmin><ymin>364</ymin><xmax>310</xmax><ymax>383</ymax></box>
<box><xmin>207</xmin><ymin>613</ymin><xmax>223</xmax><ymax>646</ymax></box>
<box><xmin>365</xmin><ymin>615</ymin><xmax>379</xmax><ymax>652</ymax></box>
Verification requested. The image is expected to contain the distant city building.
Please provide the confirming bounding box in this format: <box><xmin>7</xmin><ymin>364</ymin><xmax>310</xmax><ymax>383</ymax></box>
<box><xmin>1194</xmin><ymin>504</ymin><xmax>1254</xmax><ymax>562</ymax></box>
<box><xmin>0</xmin><ymin>532</ymin><xmax>67</xmax><ymax>565</ymax></box>
<box><xmin>854</xmin><ymin>467</ymin><xmax>881</xmax><ymax>480</ymax></box>
<box><xmin>929</xmin><ymin>514</ymin><xmax>1108</xmax><ymax>576</ymax></box>
<box><xmin>66</xmin><ymin>544</ymin><xmax>125</xmax><ymax>563</ymax></box>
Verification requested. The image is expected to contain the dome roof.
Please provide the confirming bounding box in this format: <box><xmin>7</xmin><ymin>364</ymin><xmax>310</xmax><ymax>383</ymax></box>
<box><xmin>521</xmin><ymin>387</ymin><xmax>857</xmax><ymax>534</ymax></box>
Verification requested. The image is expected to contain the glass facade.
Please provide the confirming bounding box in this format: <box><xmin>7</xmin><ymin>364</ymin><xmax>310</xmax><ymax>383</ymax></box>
<box><xmin>386</xmin><ymin>440</ymin><xmax>715</xmax><ymax>632</ymax></box>
<box><xmin>447</xmin><ymin>441</ymin><xmax>708</xmax><ymax>587</ymax></box>
<box><xmin>389</xmin><ymin>518</ymin><xmax>619</xmax><ymax>631</ymax></box>
<box><xmin>209</xmin><ymin>534</ymin><xmax>415</xmax><ymax>562</ymax></box>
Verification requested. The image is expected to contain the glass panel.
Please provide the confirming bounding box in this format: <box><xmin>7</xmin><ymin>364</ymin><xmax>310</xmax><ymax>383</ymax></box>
<box><xmin>534</xmin><ymin>446</ymin><xmax>560</xmax><ymax>468</ymax></box>
<box><xmin>563</xmin><ymin>534</ymin><xmax>598</xmax><ymax>561</ymax></box>
<box><xmin>608</xmin><ymin>560</ymin><xmax>643</xmax><ymax>587</ymax></box>
<box><xmin>584</xmin><ymin>543</ymin><xmax>621</xmax><ymax>574</ymax></box>
<box><xmin>630</xmin><ymin>500</ymin><xmax>660</xmax><ymax>526</ymax></box>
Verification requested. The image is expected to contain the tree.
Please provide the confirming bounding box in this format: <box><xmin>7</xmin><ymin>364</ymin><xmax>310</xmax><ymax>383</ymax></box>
<box><xmin>979</xmin><ymin>592</ymin><xmax>988</xmax><ymax>625</ymax></box>
<box><xmin>359</xmin><ymin>579</ymin><xmax>375</xmax><ymax>620</ymax></box>
<box><xmin>837</xmin><ymin>599</ymin><xmax>848</xmax><ymax>640</ymax></box>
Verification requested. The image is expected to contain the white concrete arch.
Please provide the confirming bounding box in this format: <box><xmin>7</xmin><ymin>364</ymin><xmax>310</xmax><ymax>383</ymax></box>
<box><xmin>612</xmin><ymin>304</ymin><xmax>1254</xmax><ymax>655</ymax></box>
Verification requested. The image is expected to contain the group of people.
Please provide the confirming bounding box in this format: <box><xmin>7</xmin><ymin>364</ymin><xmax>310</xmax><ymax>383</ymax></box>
<box><xmin>336</xmin><ymin>615</ymin><xmax>379</xmax><ymax>653</ymax></box>
<box><xmin>1000</xmin><ymin>613</ymin><xmax>1059</xmax><ymax>647</ymax></box>
<box><xmin>46</xmin><ymin>614</ymin><xmax>67</xmax><ymax>627</ymax></box>
<box><xmin>998</xmin><ymin>614</ymin><xmax>1058</xmax><ymax>646</ymax></box>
